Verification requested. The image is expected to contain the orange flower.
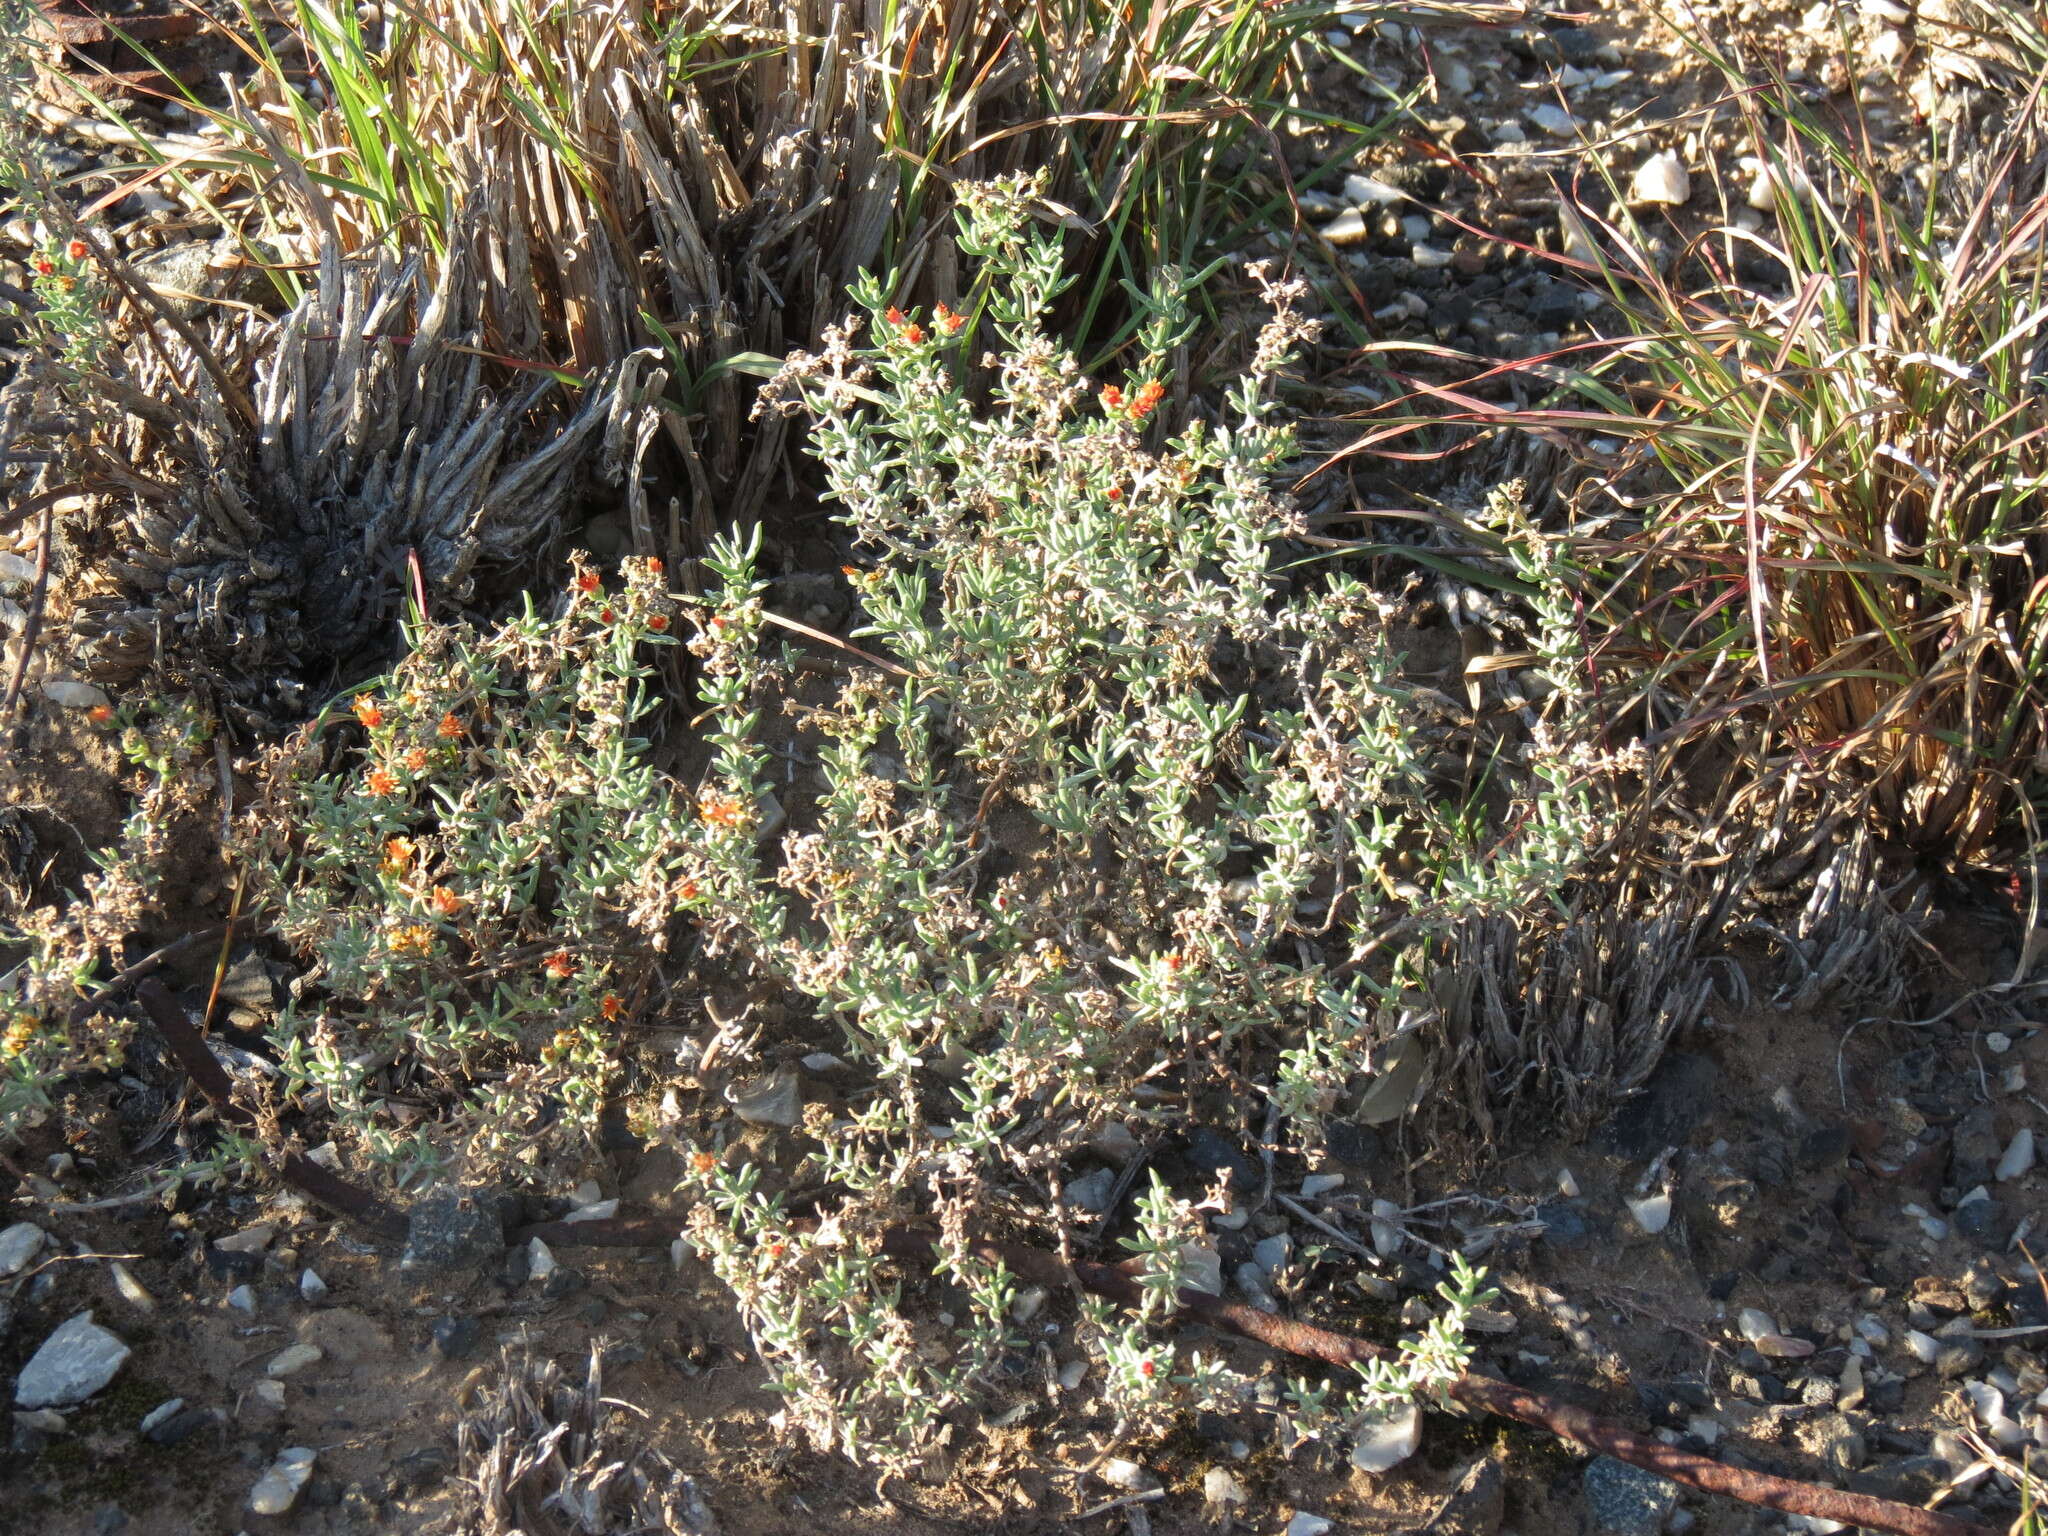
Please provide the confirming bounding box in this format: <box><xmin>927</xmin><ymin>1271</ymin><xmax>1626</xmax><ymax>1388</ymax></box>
<box><xmin>646</xmin><ymin>557</ymin><xmax>664</xmax><ymax>577</ymax></box>
<box><xmin>647</xmin><ymin>614</ymin><xmax>670</xmax><ymax>632</ymax></box>
<box><xmin>934</xmin><ymin>302</ymin><xmax>964</xmax><ymax>334</ymax></box>
<box><xmin>87</xmin><ymin>704</ymin><xmax>114</xmax><ymax>725</ymax></box>
<box><xmin>437</xmin><ymin>712</ymin><xmax>462</xmax><ymax>739</ymax></box>
<box><xmin>1163</xmin><ymin>952</ymin><xmax>1183</xmax><ymax>972</ymax></box>
<box><xmin>1099</xmin><ymin>384</ymin><xmax>1125</xmax><ymax>412</ymax></box>
<box><xmin>690</xmin><ymin>1150</ymin><xmax>717</xmax><ymax>1176</ymax></box>
<box><xmin>365</xmin><ymin>769</ymin><xmax>398</xmax><ymax>796</ymax></box>
<box><xmin>840</xmin><ymin>564</ymin><xmax>858</xmax><ymax>578</ymax></box>
<box><xmin>65</xmin><ymin>238</ymin><xmax>87</xmax><ymax>261</ymax></box>
<box><xmin>1106</xmin><ymin>485</ymin><xmax>1123</xmax><ymax>502</ymax></box>
<box><xmin>599</xmin><ymin>607</ymin><xmax>616</xmax><ymax>624</ymax></box>
<box><xmin>1139</xmin><ymin>1359</ymin><xmax>1156</xmax><ymax>1378</ymax></box>
<box><xmin>542</xmin><ymin>950</ymin><xmax>576</xmax><ymax>980</ymax></box>
<box><xmin>430</xmin><ymin>886</ymin><xmax>463</xmax><ymax>916</ymax></box>
<box><xmin>353</xmin><ymin>694</ymin><xmax>383</xmax><ymax>728</ymax></box>
<box><xmin>575</xmin><ymin>570</ymin><xmax>601</xmax><ymax>593</ymax></box>
<box><xmin>698</xmin><ymin>793</ymin><xmax>744</xmax><ymax>828</ymax></box>
<box><xmin>884</xmin><ymin>306</ymin><xmax>905</xmax><ymax>327</ymax></box>
<box><xmin>600</xmin><ymin>993</ymin><xmax>623</xmax><ymax>1020</ymax></box>
<box><xmin>766</xmin><ymin>1242</ymin><xmax>786</xmax><ymax>1261</ymax></box>
<box><xmin>679</xmin><ymin>879</ymin><xmax>700</xmax><ymax>900</ymax></box>
<box><xmin>31</xmin><ymin>256</ymin><xmax>51</xmax><ymax>276</ymax></box>
<box><xmin>1131</xmin><ymin>379</ymin><xmax>1166</xmax><ymax>419</ymax></box>
<box><xmin>390</xmin><ymin>924</ymin><xmax>435</xmax><ymax>955</ymax></box>
<box><xmin>404</xmin><ymin>747</ymin><xmax>428</xmax><ymax>772</ymax></box>
<box><xmin>902</xmin><ymin>323</ymin><xmax>924</xmax><ymax>344</ymax></box>
<box><xmin>709</xmin><ymin>615</ymin><xmax>727</xmax><ymax>631</ymax></box>
<box><xmin>382</xmin><ymin>835</ymin><xmax>414</xmax><ymax>873</ymax></box>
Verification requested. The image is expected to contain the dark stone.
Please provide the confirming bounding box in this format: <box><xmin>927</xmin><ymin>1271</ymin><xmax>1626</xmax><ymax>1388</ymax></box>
<box><xmin>1181</xmin><ymin>1127</ymin><xmax>1259</xmax><ymax>1196</ymax></box>
<box><xmin>543</xmin><ymin>1266</ymin><xmax>587</xmax><ymax>1299</ymax></box>
<box><xmin>203</xmin><ymin>1244</ymin><xmax>264</xmax><ymax>1283</ymax></box>
<box><xmin>1583</xmin><ymin>1455</ymin><xmax>1680</xmax><ymax>1535</ymax></box>
<box><xmin>1193</xmin><ymin>1411</ymin><xmax>1239</xmax><ymax>1444</ymax></box>
<box><xmin>401</xmin><ymin>1186</ymin><xmax>506</xmax><ymax>1273</ymax></box>
<box><xmin>305</xmin><ymin>1477</ymin><xmax>344</xmax><ymax>1508</ymax></box>
<box><xmin>1706</xmin><ymin>1270</ymin><xmax>1740</xmax><ymax>1301</ymax></box>
<box><xmin>143</xmin><ymin>1405</ymin><xmax>214</xmax><ymax>1447</ymax></box>
<box><xmin>1863</xmin><ymin>1376</ymin><xmax>1905</xmax><ymax>1414</ymax></box>
<box><xmin>1962</xmin><ymin>1258</ymin><xmax>2008</xmax><ymax>1311</ymax></box>
<box><xmin>1601</xmin><ymin>1052</ymin><xmax>1720</xmax><ymax>1159</ymax></box>
<box><xmin>1324</xmin><ymin>1121</ymin><xmax>1383</xmax><ymax>1167</ymax></box>
<box><xmin>431</xmin><ymin>1316</ymin><xmax>482</xmax><ymax>1361</ymax></box>
<box><xmin>500</xmin><ymin>1244</ymin><xmax>531</xmax><ymax>1291</ymax></box>
<box><xmin>1954</xmin><ymin>1197</ymin><xmax>2013</xmax><ymax>1248</ymax></box>
<box><xmin>576</xmin><ymin>1298</ymin><xmax>609</xmax><ymax>1326</ymax></box>
<box><xmin>1371</xmin><ymin>161</ymin><xmax>1450</xmax><ymax>200</ymax></box>
<box><xmin>1534</xmin><ymin>1200</ymin><xmax>1591</xmax><ymax>1246</ymax></box>
<box><xmin>1935</xmin><ymin>1339</ymin><xmax>1984</xmax><ymax>1379</ymax></box>
<box><xmin>1546</xmin><ymin>25</ymin><xmax>1603</xmax><ymax>61</ymax></box>
<box><xmin>1797</xmin><ymin>1125</ymin><xmax>1851</xmax><ymax>1169</ymax></box>
<box><xmin>604</xmin><ymin>1341</ymin><xmax>645</xmax><ymax>1369</ymax></box>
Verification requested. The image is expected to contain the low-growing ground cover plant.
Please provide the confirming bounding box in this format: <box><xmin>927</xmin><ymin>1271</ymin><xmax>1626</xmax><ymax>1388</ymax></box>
<box><xmin>3</xmin><ymin>174</ymin><xmax>1620</xmax><ymax>1475</ymax></box>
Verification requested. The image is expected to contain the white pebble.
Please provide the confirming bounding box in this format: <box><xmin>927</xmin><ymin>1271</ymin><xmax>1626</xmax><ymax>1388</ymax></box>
<box><xmin>1286</xmin><ymin>1517</ymin><xmax>1334</xmax><ymax>1536</ymax></box>
<box><xmin>527</xmin><ymin>1237</ymin><xmax>558</xmax><ymax>1283</ymax></box>
<box><xmin>1370</xmin><ymin>1199</ymin><xmax>1403</xmax><ymax>1256</ymax></box>
<box><xmin>226</xmin><ymin>1285</ymin><xmax>257</xmax><ymax>1314</ymax></box>
<box><xmin>299</xmin><ymin>1269</ymin><xmax>328</xmax><ymax>1302</ymax></box>
<box><xmin>1059</xmin><ymin>1358</ymin><xmax>1089</xmax><ymax>1390</ymax></box>
<box><xmin>41</xmin><ymin>678</ymin><xmax>111</xmax><ymax>710</ymax></box>
<box><xmin>265</xmin><ymin>1343</ymin><xmax>322</xmax><ymax>1377</ymax></box>
<box><xmin>1530</xmin><ymin>103</ymin><xmax>1577</xmax><ymax>135</ymax></box>
<box><xmin>1321</xmin><ymin>208</ymin><xmax>1371</xmax><ymax>245</ymax></box>
<box><xmin>1997</xmin><ymin>1128</ymin><xmax>2035</xmax><ymax>1181</ymax></box>
<box><xmin>1351</xmin><ymin>1402</ymin><xmax>1422</xmax><ymax>1473</ymax></box>
<box><xmin>214</xmin><ymin>1222</ymin><xmax>276</xmax><ymax>1255</ymax></box>
<box><xmin>1630</xmin><ymin>149</ymin><xmax>1692</xmax><ymax>207</ymax></box>
<box><xmin>1855</xmin><ymin>1314</ymin><xmax>1889</xmax><ymax>1346</ymax></box>
<box><xmin>1627</xmin><ymin>1193</ymin><xmax>1672</xmax><ymax>1235</ymax></box>
<box><xmin>248</xmin><ymin>1447</ymin><xmax>316</xmax><ymax>1515</ymax></box>
<box><xmin>1099</xmin><ymin>1457</ymin><xmax>1160</xmax><ymax>1493</ymax></box>
<box><xmin>1300</xmin><ymin>1173</ymin><xmax>1345</xmax><ymax>1198</ymax></box>
<box><xmin>1557</xmin><ymin>1168</ymin><xmax>1580</xmax><ymax>1198</ymax></box>
<box><xmin>1987</xmin><ymin>1032</ymin><xmax>2013</xmax><ymax>1054</ymax></box>
<box><xmin>110</xmin><ymin>1262</ymin><xmax>154</xmax><ymax>1314</ymax></box>
<box><xmin>138</xmin><ymin>1397</ymin><xmax>183</xmax><ymax>1433</ymax></box>
<box><xmin>1905</xmin><ymin>1330</ymin><xmax>1941</xmax><ymax>1363</ymax></box>
<box><xmin>1343</xmin><ymin>173</ymin><xmax>1406</xmax><ymax>206</ymax></box>
<box><xmin>1010</xmin><ymin>1285</ymin><xmax>1048</xmax><ymax>1325</ymax></box>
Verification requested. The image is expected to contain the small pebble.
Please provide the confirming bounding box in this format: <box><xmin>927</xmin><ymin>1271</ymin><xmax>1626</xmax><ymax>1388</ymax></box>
<box><xmin>215</xmin><ymin>1222</ymin><xmax>277</xmax><ymax>1255</ymax></box>
<box><xmin>1557</xmin><ymin>1168</ymin><xmax>1580</xmax><ymax>1198</ymax></box>
<box><xmin>1997</xmin><ymin>1128</ymin><xmax>2034</xmax><ymax>1181</ymax></box>
<box><xmin>1099</xmin><ymin>1457</ymin><xmax>1160</xmax><ymax>1493</ymax></box>
<box><xmin>1627</xmin><ymin>1193</ymin><xmax>1672</xmax><ymax>1235</ymax></box>
<box><xmin>226</xmin><ymin>1285</ymin><xmax>257</xmax><ymax>1314</ymax></box>
<box><xmin>109</xmin><ymin>1263</ymin><xmax>154</xmax><ymax>1314</ymax></box>
<box><xmin>1350</xmin><ymin>1401</ymin><xmax>1421</xmax><ymax>1473</ymax></box>
<box><xmin>1630</xmin><ymin>148</ymin><xmax>1691</xmax><ymax>206</ymax></box>
<box><xmin>299</xmin><ymin>1269</ymin><xmax>328</xmax><ymax>1303</ymax></box>
<box><xmin>0</xmin><ymin>1222</ymin><xmax>46</xmax><ymax>1277</ymax></box>
<box><xmin>1285</xmin><ymin>1517</ymin><xmax>1333</xmax><ymax>1536</ymax></box>
<box><xmin>1987</xmin><ymin>1032</ymin><xmax>2013</xmax><ymax>1054</ymax></box>
<box><xmin>1202</xmin><ymin>1467</ymin><xmax>1248</xmax><ymax>1509</ymax></box>
<box><xmin>248</xmin><ymin>1447</ymin><xmax>317</xmax><ymax>1515</ymax></box>
<box><xmin>1905</xmin><ymin>1330</ymin><xmax>1941</xmax><ymax>1363</ymax></box>
<box><xmin>266</xmin><ymin>1343</ymin><xmax>323</xmax><ymax>1377</ymax></box>
<box><xmin>527</xmin><ymin>1236</ymin><xmax>558</xmax><ymax>1283</ymax></box>
<box><xmin>139</xmin><ymin>1398</ymin><xmax>185</xmax><ymax>1433</ymax></box>
<box><xmin>1530</xmin><ymin>102</ymin><xmax>1577</xmax><ymax>135</ymax></box>
<box><xmin>1299</xmin><ymin>1173</ymin><xmax>1345</xmax><ymax>1198</ymax></box>
<box><xmin>1321</xmin><ymin>208</ymin><xmax>1370</xmax><ymax>244</ymax></box>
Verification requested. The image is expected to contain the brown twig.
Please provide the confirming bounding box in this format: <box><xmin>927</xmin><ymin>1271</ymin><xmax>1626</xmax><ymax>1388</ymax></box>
<box><xmin>1</xmin><ymin>485</ymin><xmax>58</xmax><ymax>727</ymax></box>
<box><xmin>871</xmin><ymin>1228</ymin><xmax>1983</xmax><ymax>1536</ymax></box>
<box><xmin>133</xmin><ymin>978</ymin><xmax>406</xmax><ymax>1239</ymax></box>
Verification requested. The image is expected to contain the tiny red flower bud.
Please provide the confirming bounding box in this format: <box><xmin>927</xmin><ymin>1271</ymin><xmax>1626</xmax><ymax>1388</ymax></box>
<box><xmin>65</xmin><ymin>238</ymin><xmax>88</xmax><ymax>261</ymax></box>
<box><xmin>647</xmin><ymin>613</ymin><xmax>670</xmax><ymax>632</ymax></box>
<box><xmin>575</xmin><ymin>570</ymin><xmax>601</xmax><ymax>593</ymax></box>
<box><xmin>1139</xmin><ymin>1359</ymin><xmax>1156</xmax><ymax>1377</ymax></box>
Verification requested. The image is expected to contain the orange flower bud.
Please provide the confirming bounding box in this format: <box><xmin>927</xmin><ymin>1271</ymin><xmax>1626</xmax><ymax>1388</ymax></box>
<box><xmin>353</xmin><ymin>695</ymin><xmax>383</xmax><ymax>728</ymax></box>
<box><xmin>601</xmin><ymin>993</ymin><xmax>623</xmax><ymax>1021</ymax></box>
<box><xmin>65</xmin><ymin>238</ymin><xmax>87</xmax><ymax>261</ymax></box>
<box><xmin>365</xmin><ymin>769</ymin><xmax>398</xmax><ymax>795</ymax></box>
<box><xmin>575</xmin><ymin>570</ymin><xmax>601</xmax><ymax>593</ymax></box>
<box><xmin>1100</xmin><ymin>384</ymin><xmax>1125</xmax><ymax>412</ymax></box>
<box><xmin>542</xmin><ymin>950</ymin><xmax>576</xmax><ymax>980</ymax></box>
<box><xmin>437</xmin><ymin>712</ymin><xmax>462</xmax><ymax>739</ymax></box>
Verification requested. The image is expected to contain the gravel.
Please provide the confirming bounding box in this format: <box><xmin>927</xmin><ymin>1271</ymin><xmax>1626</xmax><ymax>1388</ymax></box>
<box><xmin>1583</xmin><ymin>1456</ymin><xmax>1681</xmax><ymax>1535</ymax></box>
